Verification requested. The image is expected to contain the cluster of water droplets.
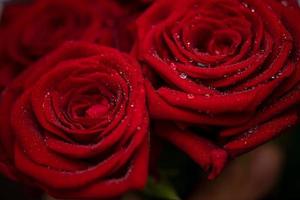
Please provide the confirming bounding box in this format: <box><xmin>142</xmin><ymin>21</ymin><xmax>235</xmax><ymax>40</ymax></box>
<box><xmin>239</xmin><ymin>126</ymin><xmax>258</xmax><ymax>145</ymax></box>
<box><xmin>270</xmin><ymin>71</ymin><xmax>283</xmax><ymax>80</ymax></box>
<box><xmin>42</xmin><ymin>91</ymin><xmax>51</xmax><ymax>109</ymax></box>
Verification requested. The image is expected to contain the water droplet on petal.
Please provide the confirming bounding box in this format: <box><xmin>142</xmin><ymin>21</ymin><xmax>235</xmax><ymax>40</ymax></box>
<box><xmin>196</xmin><ymin>62</ymin><xmax>206</xmax><ymax>67</ymax></box>
<box><xmin>130</xmin><ymin>104</ymin><xmax>134</xmax><ymax>108</ymax></box>
<box><xmin>248</xmin><ymin>127</ymin><xmax>257</xmax><ymax>134</ymax></box>
<box><xmin>45</xmin><ymin>92</ymin><xmax>50</xmax><ymax>98</ymax></box>
<box><xmin>187</xmin><ymin>94</ymin><xmax>195</xmax><ymax>99</ymax></box>
<box><xmin>137</xmin><ymin>126</ymin><xmax>141</xmax><ymax>131</ymax></box>
<box><xmin>170</xmin><ymin>62</ymin><xmax>176</xmax><ymax>70</ymax></box>
<box><xmin>242</xmin><ymin>2</ymin><xmax>249</xmax><ymax>8</ymax></box>
<box><xmin>282</xmin><ymin>34</ymin><xmax>287</xmax><ymax>39</ymax></box>
<box><xmin>186</xmin><ymin>42</ymin><xmax>191</xmax><ymax>47</ymax></box>
<box><xmin>174</xmin><ymin>33</ymin><xmax>180</xmax><ymax>39</ymax></box>
<box><xmin>180</xmin><ymin>73</ymin><xmax>187</xmax><ymax>79</ymax></box>
<box><xmin>152</xmin><ymin>52</ymin><xmax>158</xmax><ymax>58</ymax></box>
<box><xmin>215</xmin><ymin>50</ymin><xmax>221</xmax><ymax>55</ymax></box>
<box><xmin>204</xmin><ymin>93</ymin><xmax>211</xmax><ymax>97</ymax></box>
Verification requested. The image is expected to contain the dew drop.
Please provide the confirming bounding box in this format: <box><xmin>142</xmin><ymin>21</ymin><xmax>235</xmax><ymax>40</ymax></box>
<box><xmin>196</xmin><ymin>62</ymin><xmax>206</xmax><ymax>67</ymax></box>
<box><xmin>130</xmin><ymin>104</ymin><xmax>134</xmax><ymax>108</ymax></box>
<box><xmin>170</xmin><ymin>62</ymin><xmax>176</xmax><ymax>70</ymax></box>
<box><xmin>251</xmin><ymin>8</ymin><xmax>255</xmax><ymax>13</ymax></box>
<box><xmin>45</xmin><ymin>91</ymin><xmax>50</xmax><ymax>98</ymax></box>
<box><xmin>248</xmin><ymin>127</ymin><xmax>257</xmax><ymax>134</ymax></box>
<box><xmin>245</xmin><ymin>86</ymin><xmax>256</xmax><ymax>91</ymax></box>
<box><xmin>187</xmin><ymin>94</ymin><xmax>195</xmax><ymax>99</ymax></box>
<box><xmin>282</xmin><ymin>34</ymin><xmax>287</xmax><ymax>39</ymax></box>
<box><xmin>242</xmin><ymin>2</ymin><xmax>249</xmax><ymax>8</ymax></box>
<box><xmin>174</xmin><ymin>33</ymin><xmax>180</xmax><ymax>39</ymax></box>
<box><xmin>137</xmin><ymin>126</ymin><xmax>141</xmax><ymax>131</ymax></box>
<box><xmin>204</xmin><ymin>93</ymin><xmax>211</xmax><ymax>97</ymax></box>
<box><xmin>180</xmin><ymin>73</ymin><xmax>187</xmax><ymax>79</ymax></box>
<box><xmin>152</xmin><ymin>50</ymin><xmax>161</xmax><ymax>59</ymax></box>
<box><xmin>107</xmin><ymin>117</ymin><xmax>112</xmax><ymax>123</ymax></box>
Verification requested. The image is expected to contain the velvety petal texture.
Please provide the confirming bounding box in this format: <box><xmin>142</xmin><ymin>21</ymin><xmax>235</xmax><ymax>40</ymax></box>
<box><xmin>0</xmin><ymin>42</ymin><xmax>149</xmax><ymax>199</ymax></box>
<box><xmin>135</xmin><ymin>0</ymin><xmax>300</xmax><ymax>178</ymax></box>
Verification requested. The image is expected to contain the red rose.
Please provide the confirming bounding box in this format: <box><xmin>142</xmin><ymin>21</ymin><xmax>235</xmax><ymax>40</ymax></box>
<box><xmin>0</xmin><ymin>0</ymin><xmax>134</xmax><ymax>91</ymax></box>
<box><xmin>0</xmin><ymin>0</ymin><xmax>129</xmax><ymax>67</ymax></box>
<box><xmin>118</xmin><ymin>0</ymin><xmax>154</xmax><ymax>4</ymax></box>
<box><xmin>135</xmin><ymin>0</ymin><xmax>300</xmax><ymax>178</ymax></box>
<box><xmin>0</xmin><ymin>42</ymin><xmax>149</xmax><ymax>199</ymax></box>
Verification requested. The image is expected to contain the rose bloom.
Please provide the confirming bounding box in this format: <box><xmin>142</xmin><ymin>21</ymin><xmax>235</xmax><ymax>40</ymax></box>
<box><xmin>0</xmin><ymin>0</ymin><xmax>132</xmax><ymax>91</ymax></box>
<box><xmin>0</xmin><ymin>42</ymin><xmax>149</xmax><ymax>199</ymax></box>
<box><xmin>135</xmin><ymin>0</ymin><xmax>300</xmax><ymax>178</ymax></box>
<box><xmin>119</xmin><ymin>0</ymin><xmax>154</xmax><ymax>5</ymax></box>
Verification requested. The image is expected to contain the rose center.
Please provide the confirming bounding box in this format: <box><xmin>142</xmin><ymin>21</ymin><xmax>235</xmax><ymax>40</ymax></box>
<box><xmin>185</xmin><ymin>26</ymin><xmax>212</xmax><ymax>52</ymax></box>
<box><xmin>85</xmin><ymin>100</ymin><xmax>110</xmax><ymax>119</ymax></box>
<box><xmin>208</xmin><ymin>29</ymin><xmax>241</xmax><ymax>55</ymax></box>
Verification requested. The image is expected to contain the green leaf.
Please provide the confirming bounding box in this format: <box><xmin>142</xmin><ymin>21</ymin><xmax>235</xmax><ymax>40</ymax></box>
<box><xmin>122</xmin><ymin>192</ymin><xmax>142</xmax><ymax>200</ymax></box>
<box><xmin>143</xmin><ymin>177</ymin><xmax>181</xmax><ymax>200</ymax></box>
